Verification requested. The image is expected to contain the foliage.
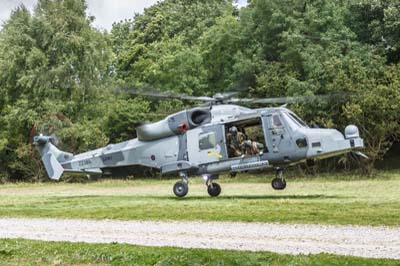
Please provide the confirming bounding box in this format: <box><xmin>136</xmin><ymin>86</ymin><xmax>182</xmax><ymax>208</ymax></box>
<box><xmin>113</xmin><ymin>0</ymin><xmax>234</xmax><ymax>93</ymax></box>
<box><xmin>104</xmin><ymin>98</ymin><xmax>150</xmax><ymax>143</ymax></box>
<box><xmin>0</xmin><ymin>0</ymin><xmax>114</xmax><ymax>180</ymax></box>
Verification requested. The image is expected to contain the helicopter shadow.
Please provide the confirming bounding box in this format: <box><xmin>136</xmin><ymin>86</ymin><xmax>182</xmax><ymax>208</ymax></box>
<box><xmin>163</xmin><ymin>194</ymin><xmax>346</xmax><ymax>201</ymax></box>
<box><xmin>46</xmin><ymin>194</ymin><xmax>347</xmax><ymax>203</ymax></box>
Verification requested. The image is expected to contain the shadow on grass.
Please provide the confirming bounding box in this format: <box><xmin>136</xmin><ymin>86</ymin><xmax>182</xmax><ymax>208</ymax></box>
<box><xmin>37</xmin><ymin>194</ymin><xmax>346</xmax><ymax>206</ymax></box>
<box><xmin>50</xmin><ymin>195</ymin><xmax>103</xmax><ymax>200</ymax></box>
<box><xmin>163</xmin><ymin>194</ymin><xmax>345</xmax><ymax>201</ymax></box>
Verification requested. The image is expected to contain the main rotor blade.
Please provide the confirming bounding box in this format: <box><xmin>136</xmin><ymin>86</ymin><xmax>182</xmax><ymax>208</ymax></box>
<box><xmin>226</xmin><ymin>94</ymin><xmax>346</xmax><ymax>104</ymax></box>
<box><xmin>124</xmin><ymin>86</ymin><xmax>348</xmax><ymax>105</ymax></box>
<box><xmin>126</xmin><ymin>89</ymin><xmax>215</xmax><ymax>102</ymax></box>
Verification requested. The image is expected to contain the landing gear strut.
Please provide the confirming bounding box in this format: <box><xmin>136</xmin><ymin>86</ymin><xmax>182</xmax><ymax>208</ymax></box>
<box><xmin>204</xmin><ymin>174</ymin><xmax>221</xmax><ymax>197</ymax></box>
<box><xmin>173</xmin><ymin>172</ymin><xmax>189</xmax><ymax>198</ymax></box>
<box><xmin>271</xmin><ymin>168</ymin><xmax>286</xmax><ymax>190</ymax></box>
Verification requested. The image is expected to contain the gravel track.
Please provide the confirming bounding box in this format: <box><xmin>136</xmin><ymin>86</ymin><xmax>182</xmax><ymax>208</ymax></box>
<box><xmin>0</xmin><ymin>218</ymin><xmax>399</xmax><ymax>259</ymax></box>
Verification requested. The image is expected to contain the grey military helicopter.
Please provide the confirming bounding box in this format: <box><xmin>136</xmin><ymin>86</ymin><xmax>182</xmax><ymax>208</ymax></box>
<box><xmin>34</xmin><ymin>91</ymin><xmax>366</xmax><ymax>197</ymax></box>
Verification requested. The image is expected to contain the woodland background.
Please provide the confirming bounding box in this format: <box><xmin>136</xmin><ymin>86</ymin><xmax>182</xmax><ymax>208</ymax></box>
<box><xmin>0</xmin><ymin>0</ymin><xmax>399</xmax><ymax>181</ymax></box>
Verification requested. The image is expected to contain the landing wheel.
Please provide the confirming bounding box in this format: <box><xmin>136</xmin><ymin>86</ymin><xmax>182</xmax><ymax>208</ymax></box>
<box><xmin>207</xmin><ymin>182</ymin><xmax>221</xmax><ymax>197</ymax></box>
<box><xmin>271</xmin><ymin>177</ymin><xmax>286</xmax><ymax>190</ymax></box>
<box><xmin>173</xmin><ymin>181</ymin><xmax>189</xmax><ymax>198</ymax></box>
<box><xmin>272</xmin><ymin>168</ymin><xmax>286</xmax><ymax>190</ymax></box>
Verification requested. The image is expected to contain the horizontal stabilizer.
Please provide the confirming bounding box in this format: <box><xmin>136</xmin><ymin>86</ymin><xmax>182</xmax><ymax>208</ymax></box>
<box><xmin>42</xmin><ymin>153</ymin><xmax>64</xmax><ymax>180</ymax></box>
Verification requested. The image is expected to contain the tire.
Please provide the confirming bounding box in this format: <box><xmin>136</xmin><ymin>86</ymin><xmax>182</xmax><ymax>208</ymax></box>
<box><xmin>173</xmin><ymin>181</ymin><xmax>189</xmax><ymax>198</ymax></box>
<box><xmin>271</xmin><ymin>177</ymin><xmax>286</xmax><ymax>190</ymax></box>
<box><xmin>207</xmin><ymin>182</ymin><xmax>221</xmax><ymax>197</ymax></box>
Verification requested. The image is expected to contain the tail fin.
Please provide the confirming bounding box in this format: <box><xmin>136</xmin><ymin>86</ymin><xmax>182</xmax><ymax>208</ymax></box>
<box><xmin>41</xmin><ymin>152</ymin><xmax>64</xmax><ymax>180</ymax></box>
<box><xmin>33</xmin><ymin>135</ymin><xmax>71</xmax><ymax>180</ymax></box>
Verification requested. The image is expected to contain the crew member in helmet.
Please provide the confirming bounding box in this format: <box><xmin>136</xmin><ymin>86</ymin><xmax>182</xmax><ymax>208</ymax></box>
<box><xmin>227</xmin><ymin>126</ymin><xmax>246</xmax><ymax>157</ymax></box>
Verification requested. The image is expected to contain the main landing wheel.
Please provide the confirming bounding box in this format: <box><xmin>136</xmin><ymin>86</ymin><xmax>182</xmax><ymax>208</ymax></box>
<box><xmin>207</xmin><ymin>182</ymin><xmax>221</xmax><ymax>197</ymax></box>
<box><xmin>173</xmin><ymin>181</ymin><xmax>189</xmax><ymax>198</ymax></box>
<box><xmin>271</xmin><ymin>177</ymin><xmax>286</xmax><ymax>190</ymax></box>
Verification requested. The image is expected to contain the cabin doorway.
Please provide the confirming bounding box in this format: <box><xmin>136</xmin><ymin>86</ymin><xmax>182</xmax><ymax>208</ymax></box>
<box><xmin>225</xmin><ymin>117</ymin><xmax>267</xmax><ymax>158</ymax></box>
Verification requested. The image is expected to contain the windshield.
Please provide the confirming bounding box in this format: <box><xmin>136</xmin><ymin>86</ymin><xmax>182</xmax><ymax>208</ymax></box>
<box><xmin>284</xmin><ymin>112</ymin><xmax>309</xmax><ymax>128</ymax></box>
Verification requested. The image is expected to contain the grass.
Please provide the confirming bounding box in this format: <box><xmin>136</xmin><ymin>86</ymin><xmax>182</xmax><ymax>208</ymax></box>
<box><xmin>0</xmin><ymin>238</ymin><xmax>399</xmax><ymax>266</ymax></box>
<box><xmin>0</xmin><ymin>171</ymin><xmax>399</xmax><ymax>226</ymax></box>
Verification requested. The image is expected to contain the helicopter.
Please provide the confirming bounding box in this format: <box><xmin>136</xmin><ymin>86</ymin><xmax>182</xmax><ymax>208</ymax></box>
<box><xmin>34</xmin><ymin>91</ymin><xmax>366</xmax><ymax>198</ymax></box>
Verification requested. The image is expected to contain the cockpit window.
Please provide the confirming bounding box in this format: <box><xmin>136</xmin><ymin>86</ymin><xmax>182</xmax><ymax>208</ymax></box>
<box><xmin>287</xmin><ymin>112</ymin><xmax>308</xmax><ymax>128</ymax></box>
<box><xmin>271</xmin><ymin>114</ymin><xmax>283</xmax><ymax>127</ymax></box>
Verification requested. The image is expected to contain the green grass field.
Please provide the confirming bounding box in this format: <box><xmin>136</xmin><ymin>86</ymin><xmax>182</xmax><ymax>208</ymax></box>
<box><xmin>0</xmin><ymin>171</ymin><xmax>399</xmax><ymax>226</ymax></box>
<box><xmin>1</xmin><ymin>239</ymin><xmax>399</xmax><ymax>266</ymax></box>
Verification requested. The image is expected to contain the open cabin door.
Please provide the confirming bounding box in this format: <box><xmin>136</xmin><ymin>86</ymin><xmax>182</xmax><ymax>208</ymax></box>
<box><xmin>262</xmin><ymin>112</ymin><xmax>293</xmax><ymax>158</ymax></box>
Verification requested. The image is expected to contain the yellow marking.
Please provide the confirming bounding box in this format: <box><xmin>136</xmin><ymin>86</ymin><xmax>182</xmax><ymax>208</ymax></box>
<box><xmin>208</xmin><ymin>151</ymin><xmax>223</xmax><ymax>158</ymax></box>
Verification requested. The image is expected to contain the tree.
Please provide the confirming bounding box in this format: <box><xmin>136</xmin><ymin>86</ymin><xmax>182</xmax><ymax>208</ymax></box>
<box><xmin>113</xmin><ymin>0</ymin><xmax>234</xmax><ymax>95</ymax></box>
<box><xmin>0</xmin><ymin>0</ymin><xmax>113</xmax><ymax>180</ymax></box>
<box><xmin>348</xmin><ymin>0</ymin><xmax>400</xmax><ymax>63</ymax></box>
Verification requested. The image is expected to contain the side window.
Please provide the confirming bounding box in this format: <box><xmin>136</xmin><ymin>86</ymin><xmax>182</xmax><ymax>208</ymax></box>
<box><xmin>199</xmin><ymin>132</ymin><xmax>216</xmax><ymax>150</ymax></box>
<box><xmin>271</xmin><ymin>114</ymin><xmax>283</xmax><ymax>128</ymax></box>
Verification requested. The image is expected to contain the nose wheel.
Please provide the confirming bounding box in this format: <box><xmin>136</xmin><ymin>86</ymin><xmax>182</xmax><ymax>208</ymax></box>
<box><xmin>204</xmin><ymin>174</ymin><xmax>221</xmax><ymax>197</ymax></box>
<box><xmin>207</xmin><ymin>182</ymin><xmax>221</xmax><ymax>197</ymax></box>
<box><xmin>271</xmin><ymin>168</ymin><xmax>286</xmax><ymax>190</ymax></box>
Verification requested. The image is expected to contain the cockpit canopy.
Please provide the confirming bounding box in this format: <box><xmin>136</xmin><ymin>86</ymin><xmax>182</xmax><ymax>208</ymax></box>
<box><xmin>265</xmin><ymin>108</ymin><xmax>309</xmax><ymax>131</ymax></box>
<box><xmin>282</xmin><ymin>111</ymin><xmax>309</xmax><ymax>129</ymax></box>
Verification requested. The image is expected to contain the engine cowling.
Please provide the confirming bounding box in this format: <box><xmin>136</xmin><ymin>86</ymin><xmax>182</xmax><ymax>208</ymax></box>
<box><xmin>136</xmin><ymin>107</ymin><xmax>211</xmax><ymax>141</ymax></box>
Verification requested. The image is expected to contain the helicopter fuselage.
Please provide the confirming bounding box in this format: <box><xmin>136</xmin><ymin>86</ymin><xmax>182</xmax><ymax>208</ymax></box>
<box><xmin>34</xmin><ymin>104</ymin><xmax>364</xmax><ymax>196</ymax></box>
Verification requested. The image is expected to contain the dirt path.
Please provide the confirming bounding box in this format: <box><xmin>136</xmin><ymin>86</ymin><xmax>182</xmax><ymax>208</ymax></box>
<box><xmin>0</xmin><ymin>218</ymin><xmax>399</xmax><ymax>259</ymax></box>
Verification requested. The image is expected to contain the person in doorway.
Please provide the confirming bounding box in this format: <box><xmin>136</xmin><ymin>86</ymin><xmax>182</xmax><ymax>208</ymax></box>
<box><xmin>227</xmin><ymin>126</ymin><xmax>246</xmax><ymax>157</ymax></box>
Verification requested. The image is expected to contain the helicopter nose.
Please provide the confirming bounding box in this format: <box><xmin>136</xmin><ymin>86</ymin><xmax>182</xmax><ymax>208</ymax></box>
<box><xmin>305</xmin><ymin>126</ymin><xmax>364</xmax><ymax>159</ymax></box>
